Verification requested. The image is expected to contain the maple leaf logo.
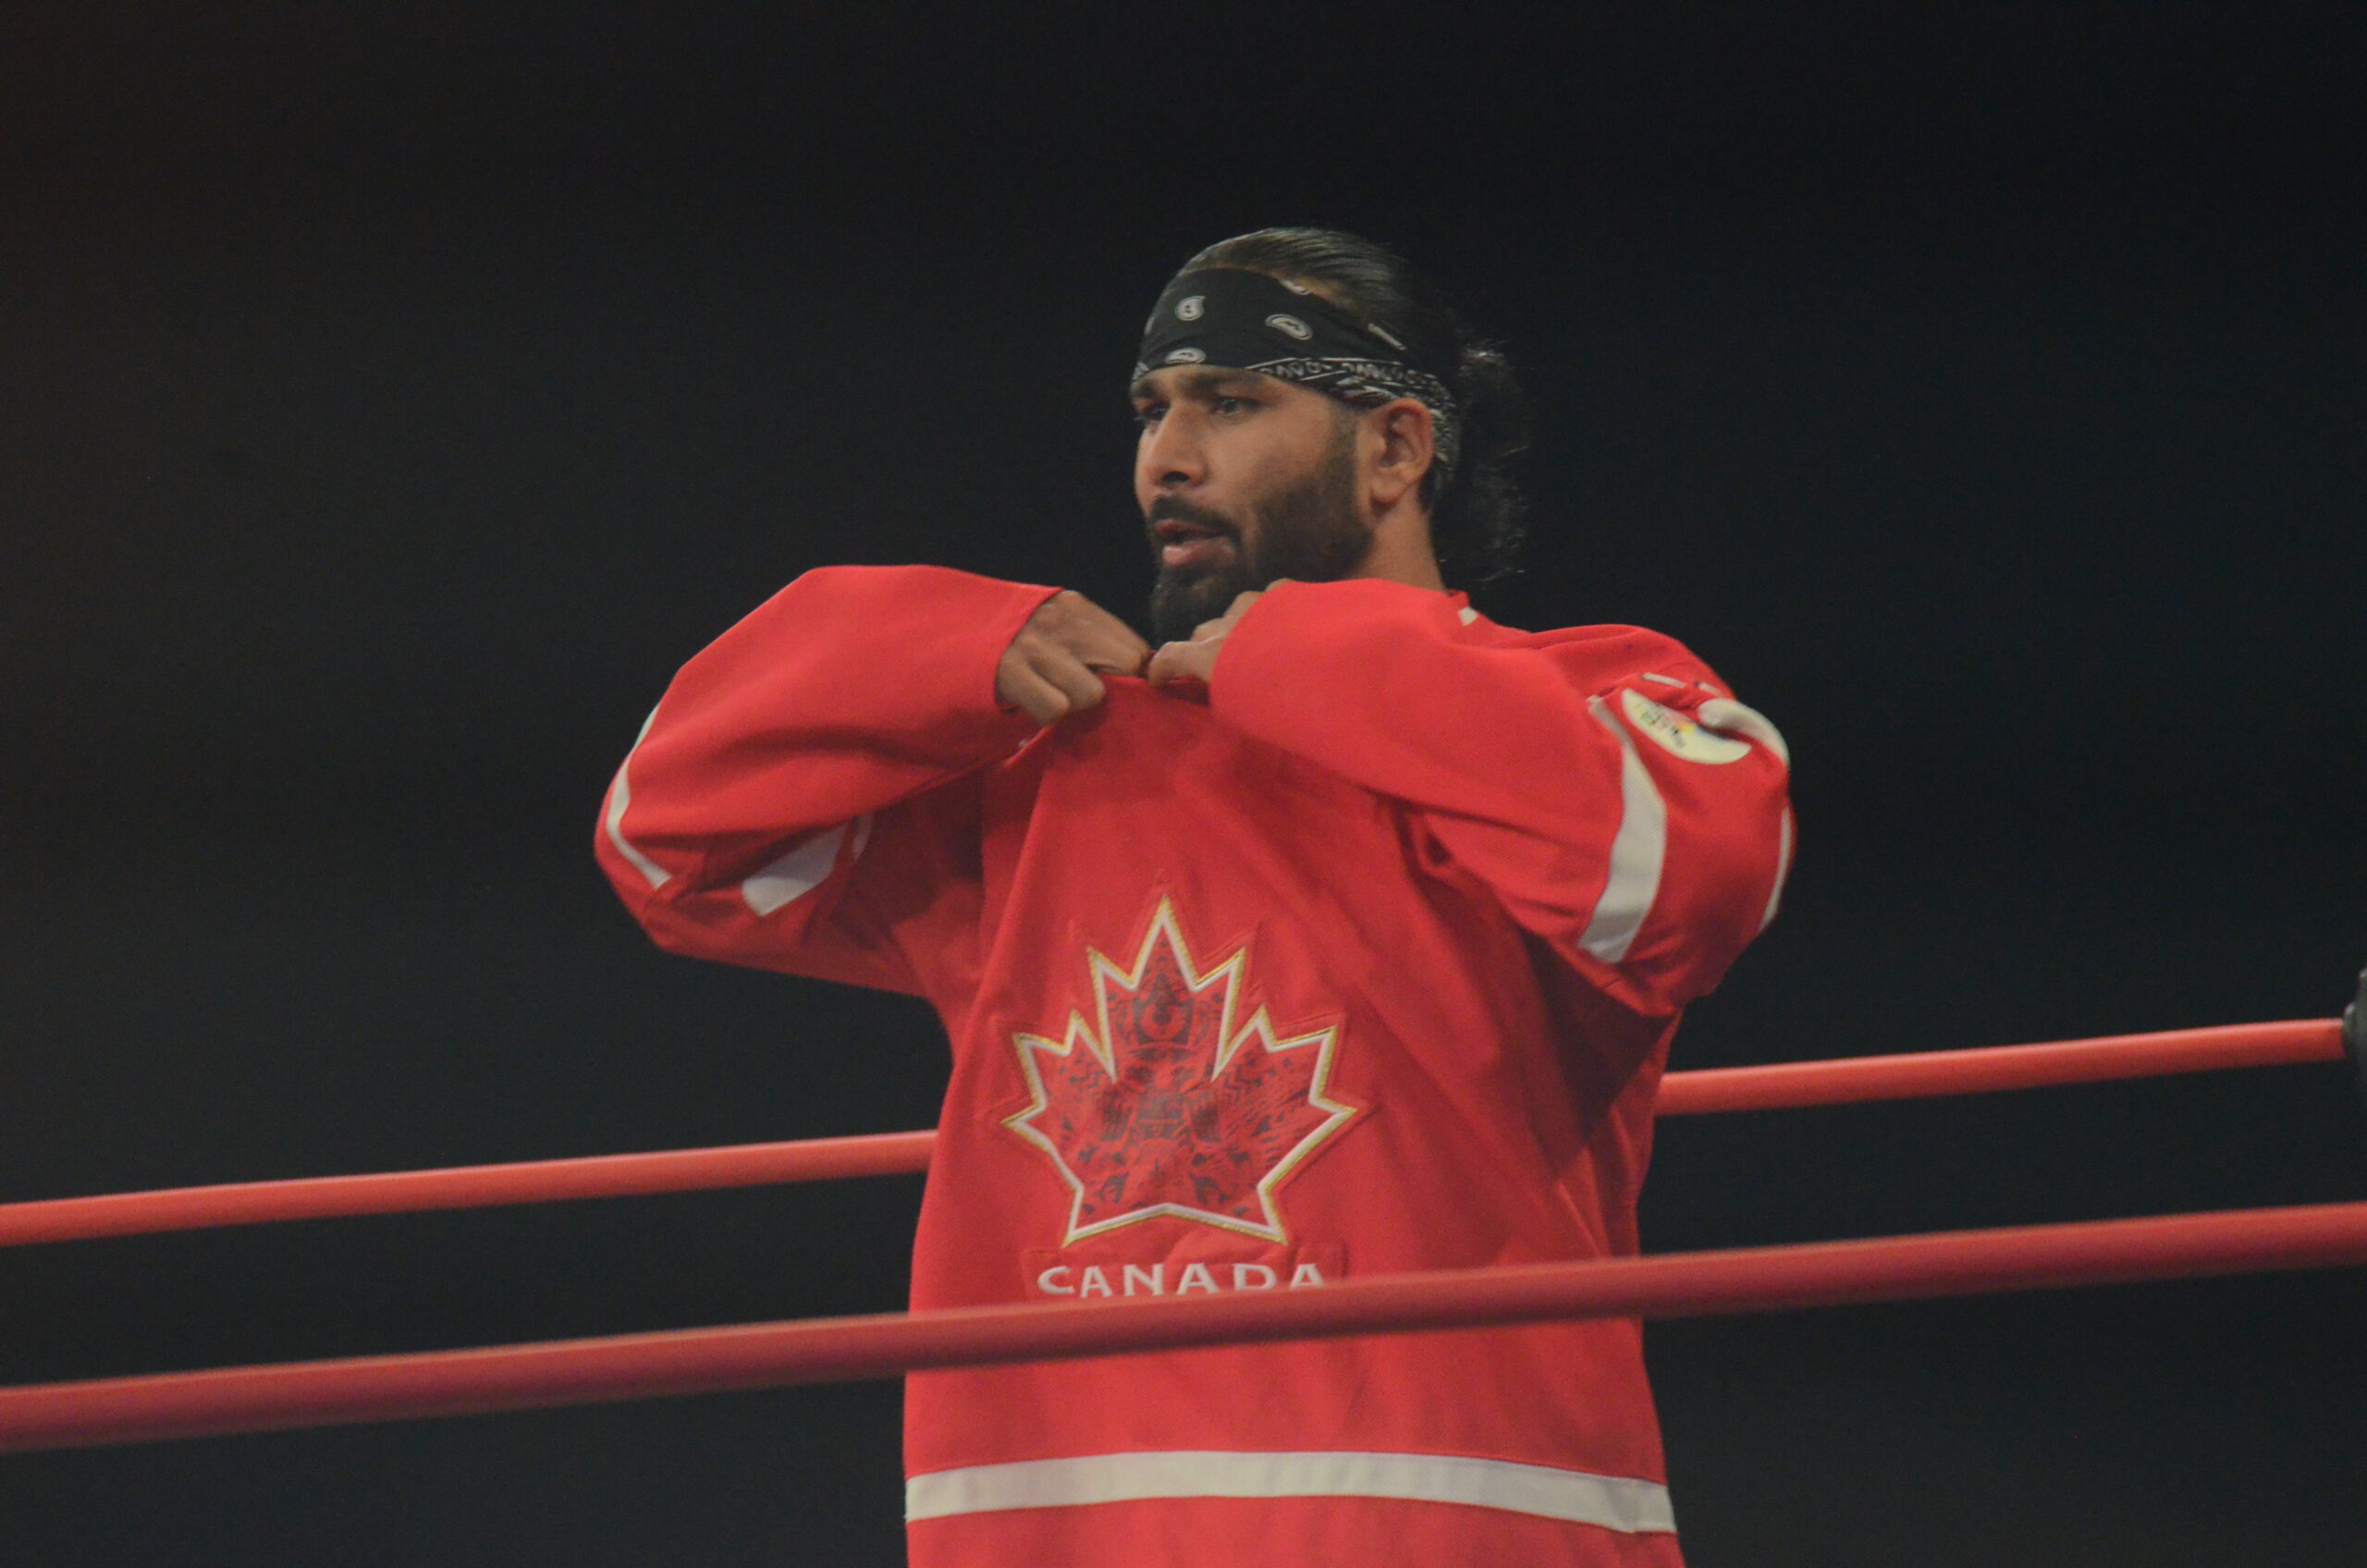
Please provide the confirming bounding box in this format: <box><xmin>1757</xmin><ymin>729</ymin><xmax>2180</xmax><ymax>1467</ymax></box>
<box><xmin>1004</xmin><ymin>898</ymin><xmax>1360</xmax><ymax>1244</ymax></box>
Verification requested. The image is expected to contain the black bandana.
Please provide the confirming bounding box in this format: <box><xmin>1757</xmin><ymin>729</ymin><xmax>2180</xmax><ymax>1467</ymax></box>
<box><xmin>1134</xmin><ymin>268</ymin><xmax>1463</xmax><ymax>480</ymax></box>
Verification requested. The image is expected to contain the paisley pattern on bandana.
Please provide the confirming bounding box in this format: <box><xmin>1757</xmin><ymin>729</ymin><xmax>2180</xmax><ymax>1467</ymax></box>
<box><xmin>1228</xmin><ymin>356</ymin><xmax>1462</xmax><ymax>477</ymax></box>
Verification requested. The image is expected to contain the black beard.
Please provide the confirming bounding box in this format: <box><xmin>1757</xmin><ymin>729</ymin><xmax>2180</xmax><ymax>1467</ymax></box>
<box><xmin>1146</xmin><ymin>433</ymin><xmax>1367</xmax><ymax>643</ymax></box>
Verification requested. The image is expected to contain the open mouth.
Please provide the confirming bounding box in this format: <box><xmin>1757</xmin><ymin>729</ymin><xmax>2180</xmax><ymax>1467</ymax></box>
<box><xmin>1153</xmin><ymin>517</ymin><xmax>1235</xmax><ymax>571</ymax></box>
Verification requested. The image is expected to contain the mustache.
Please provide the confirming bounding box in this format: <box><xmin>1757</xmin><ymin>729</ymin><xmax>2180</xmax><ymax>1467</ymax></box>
<box><xmin>1143</xmin><ymin>496</ymin><xmax>1241</xmax><ymax>550</ymax></box>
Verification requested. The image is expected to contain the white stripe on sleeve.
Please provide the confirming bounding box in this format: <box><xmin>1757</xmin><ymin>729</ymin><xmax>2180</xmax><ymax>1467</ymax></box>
<box><xmin>603</xmin><ymin>708</ymin><xmax>673</xmax><ymax>891</ymax></box>
<box><xmin>1760</xmin><ymin>805</ymin><xmax>1795</xmax><ymax>932</ymax></box>
<box><xmin>1695</xmin><ymin>697</ymin><xmax>1789</xmax><ymax>766</ymax></box>
<box><xmin>1578</xmin><ymin>696</ymin><xmax>1669</xmax><ymax>966</ymax></box>
<box><xmin>741</xmin><ymin>814</ymin><xmax>874</xmax><ymax>917</ymax></box>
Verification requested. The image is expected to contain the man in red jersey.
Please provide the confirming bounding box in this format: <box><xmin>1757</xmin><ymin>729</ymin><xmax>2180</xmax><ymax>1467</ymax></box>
<box><xmin>596</xmin><ymin>227</ymin><xmax>1793</xmax><ymax>1566</ymax></box>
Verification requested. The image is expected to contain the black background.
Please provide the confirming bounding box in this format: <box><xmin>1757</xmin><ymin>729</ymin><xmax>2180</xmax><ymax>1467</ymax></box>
<box><xmin>4</xmin><ymin>5</ymin><xmax>2364</xmax><ymax>1563</ymax></box>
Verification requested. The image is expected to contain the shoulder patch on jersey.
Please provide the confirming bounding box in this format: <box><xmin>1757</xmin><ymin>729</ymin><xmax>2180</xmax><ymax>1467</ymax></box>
<box><xmin>1620</xmin><ymin>686</ymin><xmax>1752</xmax><ymax>764</ymax></box>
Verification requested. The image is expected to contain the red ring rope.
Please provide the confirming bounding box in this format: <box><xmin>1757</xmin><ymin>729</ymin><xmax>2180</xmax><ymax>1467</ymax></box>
<box><xmin>1652</xmin><ymin>1017</ymin><xmax>2342</xmax><ymax>1113</ymax></box>
<box><xmin>3</xmin><ymin>1199</ymin><xmax>2361</xmax><ymax>1452</ymax></box>
<box><xmin>0</xmin><ymin>1132</ymin><xmax>939</xmax><ymax>1250</ymax></box>
<box><xmin>0</xmin><ymin>1020</ymin><xmax>2339</xmax><ymax>1248</ymax></box>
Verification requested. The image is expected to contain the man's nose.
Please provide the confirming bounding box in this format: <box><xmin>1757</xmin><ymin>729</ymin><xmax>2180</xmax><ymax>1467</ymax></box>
<box><xmin>1138</xmin><ymin>410</ymin><xmax>1205</xmax><ymax>491</ymax></box>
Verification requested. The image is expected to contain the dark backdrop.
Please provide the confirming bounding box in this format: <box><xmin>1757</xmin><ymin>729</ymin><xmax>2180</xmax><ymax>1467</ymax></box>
<box><xmin>4</xmin><ymin>6</ymin><xmax>2363</xmax><ymax>1564</ymax></box>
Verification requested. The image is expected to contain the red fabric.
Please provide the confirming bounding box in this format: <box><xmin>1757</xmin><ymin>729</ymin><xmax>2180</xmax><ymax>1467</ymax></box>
<box><xmin>911</xmin><ymin>1492</ymin><xmax>1690</xmax><ymax>1567</ymax></box>
<box><xmin>596</xmin><ymin>566</ymin><xmax>1792</xmax><ymax>1566</ymax></box>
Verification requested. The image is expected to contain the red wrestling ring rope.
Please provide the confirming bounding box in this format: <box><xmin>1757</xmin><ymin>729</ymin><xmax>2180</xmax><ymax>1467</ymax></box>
<box><xmin>1650</xmin><ymin>1017</ymin><xmax>2342</xmax><ymax>1113</ymax></box>
<box><xmin>4</xmin><ymin>1198</ymin><xmax>2363</xmax><ymax>1452</ymax></box>
<box><xmin>0</xmin><ymin>1132</ymin><xmax>940</xmax><ymax>1249</ymax></box>
<box><xmin>0</xmin><ymin>1021</ymin><xmax>2340</xmax><ymax>1248</ymax></box>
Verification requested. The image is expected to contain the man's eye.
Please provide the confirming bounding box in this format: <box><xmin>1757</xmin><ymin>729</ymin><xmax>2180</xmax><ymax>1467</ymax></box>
<box><xmin>1211</xmin><ymin>395</ymin><xmax>1254</xmax><ymax>415</ymax></box>
<box><xmin>1133</xmin><ymin>404</ymin><xmax>1166</xmax><ymax>428</ymax></box>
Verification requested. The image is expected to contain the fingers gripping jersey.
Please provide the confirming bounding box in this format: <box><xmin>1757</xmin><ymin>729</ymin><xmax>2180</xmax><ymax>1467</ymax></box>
<box><xmin>596</xmin><ymin>567</ymin><xmax>1793</xmax><ymax>1568</ymax></box>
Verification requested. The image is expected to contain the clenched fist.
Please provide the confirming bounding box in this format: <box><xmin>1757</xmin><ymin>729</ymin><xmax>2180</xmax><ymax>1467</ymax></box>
<box><xmin>996</xmin><ymin>590</ymin><xmax>1152</xmax><ymax>723</ymax></box>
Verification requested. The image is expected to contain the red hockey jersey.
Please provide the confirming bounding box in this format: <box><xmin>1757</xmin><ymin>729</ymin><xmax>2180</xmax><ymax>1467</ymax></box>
<box><xmin>595</xmin><ymin>565</ymin><xmax>1793</xmax><ymax>1567</ymax></box>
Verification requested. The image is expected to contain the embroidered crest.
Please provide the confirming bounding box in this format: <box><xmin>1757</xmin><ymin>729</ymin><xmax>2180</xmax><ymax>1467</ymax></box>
<box><xmin>1620</xmin><ymin>686</ymin><xmax>1751</xmax><ymax>764</ymax></box>
<box><xmin>1004</xmin><ymin>899</ymin><xmax>1359</xmax><ymax>1243</ymax></box>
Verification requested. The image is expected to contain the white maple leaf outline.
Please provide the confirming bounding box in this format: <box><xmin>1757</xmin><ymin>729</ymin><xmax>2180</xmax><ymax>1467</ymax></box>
<box><xmin>1003</xmin><ymin>897</ymin><xmax>1359</xmax><ymax>1244</ymax></box>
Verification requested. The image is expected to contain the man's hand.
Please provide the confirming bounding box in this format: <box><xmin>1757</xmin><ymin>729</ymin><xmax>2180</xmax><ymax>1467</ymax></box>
<box><xmin>996</xmin><ymin>590</ymin><xmax>1152</xmax><ymax>723</ymax></box>
<box><xmin>1147</xmin><ymin>588</ymin><xmax>1267</xmax><ymax>689</ymax></box>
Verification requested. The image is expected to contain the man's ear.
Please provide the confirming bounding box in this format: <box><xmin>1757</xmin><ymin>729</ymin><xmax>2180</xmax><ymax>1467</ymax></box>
<box><xmin>1365</xmin><ymin>398</ymin><xmax>1437</xmax><ymax>509</ymax></box>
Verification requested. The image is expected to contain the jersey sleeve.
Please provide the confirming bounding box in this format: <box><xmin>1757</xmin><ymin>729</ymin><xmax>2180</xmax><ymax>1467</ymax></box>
<box><xmin>1208</xmin><ymin>577</ymin><xmax>1794</xmax><ymax>1018</ymax></box>
<box><xmin>595</xmin><ymin>564</ymin><xmax>1059</xmax><ymax>997</ymax></box>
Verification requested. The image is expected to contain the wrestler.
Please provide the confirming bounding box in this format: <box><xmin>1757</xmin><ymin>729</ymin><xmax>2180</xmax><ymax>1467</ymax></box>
<box><xmin>597</xmin><ymin>227</ymin><xmax>1793</xmax><ymax>1565</ymax></box>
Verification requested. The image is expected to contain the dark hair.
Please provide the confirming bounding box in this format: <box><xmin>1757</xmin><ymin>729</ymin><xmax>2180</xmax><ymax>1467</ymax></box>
<box><xmin>1173</xmin><ymin>227</ymin><xmax>1531</xmax><ymax>590</ymax></box>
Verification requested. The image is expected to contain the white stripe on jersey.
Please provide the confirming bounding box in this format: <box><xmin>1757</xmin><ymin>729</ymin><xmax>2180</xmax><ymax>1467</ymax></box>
<box><xmin>905</xmin><ymin>1449</ymin><xmax>1676</xmax><ymax>1534</ymax></box>
<box><xmin>1697</xmin><ymin>696</ymin><xmax>1790</xmax><ymax>766</ymax></box>
<box><xmin>604</xmin><ymin>708</ymin><xmax>673</xmax><ymax>890</ymax></box>
<box><xmin>1578</xmin><ymin>696</ymin><xmax>1669</xmax><ymax>965</ymax></box>
<box><xmin>741</xmin><ymin>814</ymin><xmax>874</xmax><ymax>916</ymax></box>
<box><xmin>1760</xmin><ymin>805</ymin><xmax>1795</xmax><ymax>933</ymax></box>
